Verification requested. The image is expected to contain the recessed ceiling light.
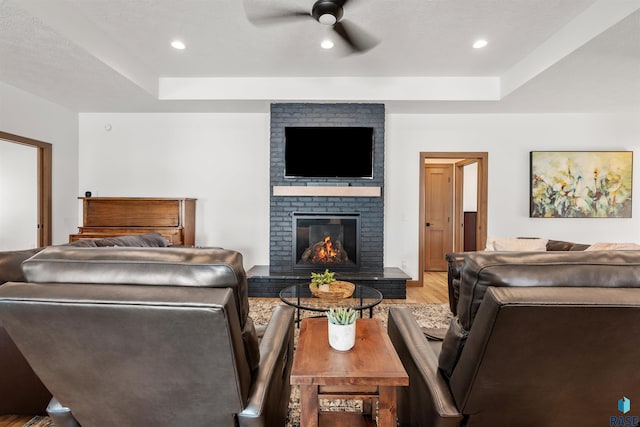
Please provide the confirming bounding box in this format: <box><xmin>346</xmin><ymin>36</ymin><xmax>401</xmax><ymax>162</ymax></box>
<box><xmin>321</xmin><ymin>40</ymin><xmax>334</xmax><ymax>49</ymax></box>
<box><xmin>473</xmin><ymin>39</ymin><xmax>488</xmax><ymax>49</ymax></box>
<box><xmin>171</xmin><ymin>40</ymin><xmax>186</xmax><ymax>50</ymax></box>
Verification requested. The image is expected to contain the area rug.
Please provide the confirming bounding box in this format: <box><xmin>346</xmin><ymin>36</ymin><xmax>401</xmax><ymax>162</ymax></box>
<box><xmin>16</xmin><ymin>301</ymin><xmax>452</xmax><ymax>427</ymax></box>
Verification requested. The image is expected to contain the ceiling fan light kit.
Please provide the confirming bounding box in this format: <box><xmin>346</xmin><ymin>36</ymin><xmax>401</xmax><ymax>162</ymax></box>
<box><xmin>246</xmin><ymin>0</ymin><xmax>378</xmax><ymax>54</ymax></box>
<box><xmin>312</xmin><ymin>1</ymin><xmax>343</xmax><ymax>25</ymax></box>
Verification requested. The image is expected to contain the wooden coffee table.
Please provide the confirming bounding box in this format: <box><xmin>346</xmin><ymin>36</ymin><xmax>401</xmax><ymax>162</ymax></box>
<box><xmin>291</xmin><ymin>318</ymin><xmax>408</xmax><ymax>427</ymax></box>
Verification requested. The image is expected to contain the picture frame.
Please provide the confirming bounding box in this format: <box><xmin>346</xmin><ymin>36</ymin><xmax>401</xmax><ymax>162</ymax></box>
<box><xmin>530</xmin><ymin>151</ymin><xmax>632</xmax><ymax>218</ymax></box>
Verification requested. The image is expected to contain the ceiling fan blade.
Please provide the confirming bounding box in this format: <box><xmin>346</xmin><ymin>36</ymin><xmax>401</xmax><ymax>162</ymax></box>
<box><xmin>332</xmin><ymin>20</ymin><xmax>379</xmax><ymax>53</ymax></box>
<box><xmin>337</xmin><ymin>0</ymin><xmax>361</xmax><ymax>8</ymax></box>
<box><xmin>245</xmin><ymin>7</ymin><xmax>311</xmax><ymax>26</ymax></box>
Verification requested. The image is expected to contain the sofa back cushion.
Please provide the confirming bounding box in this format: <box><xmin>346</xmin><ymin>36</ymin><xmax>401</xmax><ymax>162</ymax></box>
<box><xmin>458</xmin><ymin>250</ymin><xmax>640</xmax><ymax>330</ymax></box>
<box><xmin>23</xmin><ymin>246</ymin><xmax>247</xmax><ymax>319</ymax></box>
<box><xmin>0</xmin><ymin>248</ymin><xmax>44</xmax><ymax>284</ymax></box>
<box><xmin>0</xmin><ymin>233</ymin><xmax>167</xmax><ymax>285</ymax></box>
<box><xmin>22</xmin><ymin>246</ymin><xmax>258</xmax><ymax>371</ymax></box>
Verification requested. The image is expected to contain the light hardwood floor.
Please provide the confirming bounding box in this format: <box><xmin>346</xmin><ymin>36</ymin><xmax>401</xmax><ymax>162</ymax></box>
<box><xmin>0</xmin><ymin>272</ymin><xmax>448</xmax><ymax>427</ymax></box>
<box><xmin>398</xmin><ymin>271</ymin><xmax>449</xmax><ymax>304</ymax></box>
<box><xmin>0</xmin><ymin>416</ymin><xmax>33</xmax><ymax>427</ymax></box>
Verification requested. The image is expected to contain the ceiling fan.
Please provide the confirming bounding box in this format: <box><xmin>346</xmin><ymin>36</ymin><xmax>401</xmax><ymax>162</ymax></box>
<box><xmin>244</xmin><ymin>0</ymin><xmax>379</xmax><ymax>54</ymax></box>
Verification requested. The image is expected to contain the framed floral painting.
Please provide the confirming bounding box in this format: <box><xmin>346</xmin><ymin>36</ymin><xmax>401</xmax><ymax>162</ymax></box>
<box><xmin>530</xmin><ymin>151</ymin><xmax>632</xmax><ymax>218</ymax></box>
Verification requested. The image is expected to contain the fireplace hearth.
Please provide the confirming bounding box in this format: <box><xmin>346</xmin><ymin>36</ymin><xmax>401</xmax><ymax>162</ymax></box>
<box><xmin>293</xmin><ymin>213</ymin><xmax>360</xmax><ymax>271</ymax></box>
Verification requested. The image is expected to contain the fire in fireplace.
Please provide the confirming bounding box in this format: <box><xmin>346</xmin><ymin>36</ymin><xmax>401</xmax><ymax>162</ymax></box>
<box><xmin>301</xmin><ymin>235</ymin><xmax>350</xmax><ymax>264</ymax></box>
<box><xmin>293</xmin><ymin>213</ymin><xmax>360</xmax><ymax>270</ymax></box>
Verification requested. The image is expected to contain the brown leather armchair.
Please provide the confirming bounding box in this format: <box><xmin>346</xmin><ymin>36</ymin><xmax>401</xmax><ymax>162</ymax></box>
<box><xmin>389</xmin><ymin>251</ymin><xmax>640</xmax><ymax>427</ymax></box>
<box><xmin>0</xmin><ymin>246</ymin><xmax>295</xmax><ymax>427</ymax></box>
<box><xmin>0</xmin><ymin>233</ymin><xmax>170</xmax><ymax>416</ymax></box>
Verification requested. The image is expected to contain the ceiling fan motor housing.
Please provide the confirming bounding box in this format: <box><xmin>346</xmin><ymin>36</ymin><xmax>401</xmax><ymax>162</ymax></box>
<box><xmin>312</xmin><ymin>0</ymin><xmax>343</xmax><ymax>25</ymax></box>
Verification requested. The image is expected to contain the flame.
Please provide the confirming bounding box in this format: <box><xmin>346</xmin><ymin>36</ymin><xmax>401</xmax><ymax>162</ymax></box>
<box><xmin>313</xmin><ymin>236</ymin><xmax>339</xmax><ymax>263</ymax></box>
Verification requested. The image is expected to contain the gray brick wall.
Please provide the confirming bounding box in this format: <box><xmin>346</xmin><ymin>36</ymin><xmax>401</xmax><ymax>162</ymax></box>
<box><xmin>270</xmin><ymin>103</ymin><xmax>385</xmax><ymax>272</ymax></box>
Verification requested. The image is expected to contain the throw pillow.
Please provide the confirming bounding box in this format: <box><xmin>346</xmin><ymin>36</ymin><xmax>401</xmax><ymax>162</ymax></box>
<box><xmin>484</xmin><ymin>238</ymin><xmax>496</xmax><ymax>251</ymax></box>
<box><xmin>585</xmin><ymin>242</ymin><xmax>640</xmax><ymax>251</ymax></box>
<box><xmin>93</xmin><ymin>233</ymin><xmax>169</xmax><ymax>247</ymax></box>
<box><xmin>490</xmin><ymin>237</ymin><xmax>548</xmax><ymax>252</ymax></box>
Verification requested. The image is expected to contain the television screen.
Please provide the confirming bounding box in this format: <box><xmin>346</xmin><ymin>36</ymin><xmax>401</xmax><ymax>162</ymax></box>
<box><xmin>284</xmin><ymin>127</ymin><xmax>374</xmax><ymax>179</ymax></box>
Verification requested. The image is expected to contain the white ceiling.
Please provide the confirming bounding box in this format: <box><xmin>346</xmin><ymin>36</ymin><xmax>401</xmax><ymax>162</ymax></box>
<box><xmin>0</xmin><ymin>0</ymin><xmax>638</xmax><ymax>113</ymax></box>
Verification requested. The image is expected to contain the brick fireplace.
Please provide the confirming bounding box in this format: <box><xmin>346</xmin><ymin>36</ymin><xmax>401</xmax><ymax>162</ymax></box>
<box><xmin>269</xmin><ymin>103</ymin><xmax>384</xmax><ymax>273</ymax></box>
<box><xmin>247</xmin><ymin>103</ymin><xmax>409</xmax><ymax>298</ymax></box>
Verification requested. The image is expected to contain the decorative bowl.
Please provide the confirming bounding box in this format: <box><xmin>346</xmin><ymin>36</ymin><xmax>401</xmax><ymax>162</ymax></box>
<box><xmin>309</xmin><ymin>280</ymin><xmax>355</xmax><ymax>300</ymax></box>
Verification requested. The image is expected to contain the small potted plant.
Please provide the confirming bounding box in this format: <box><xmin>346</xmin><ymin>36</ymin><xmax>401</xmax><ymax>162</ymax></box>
<box><xmin>310</xmin><ymin>269</ymin><xmax>335</xmax><ymax>293</ymax></box>
<box><xmin>326</xmin><ymin>307</ymin><xmax>357</xmax><ymax>351</ymax></box>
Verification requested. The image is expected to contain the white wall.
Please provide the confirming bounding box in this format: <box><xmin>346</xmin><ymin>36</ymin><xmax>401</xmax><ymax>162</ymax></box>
<box><xmin>463</xmin><ymin>163</ymin><xmax>478</xmax><ymax>212</ymax></box>
<box><xmin>0</xmin><ymin>82</ymin><xmax>79</xmax><ymax>245</ymax></box>
<box><xmin>78</xmin><ymin>113</ymin><xmax>270</xmax><ymax>268</ymax></box>
<box><xmin>78</xmin><ymin>111</ymin><xmax>640</xmax><ymax>279</ymax></box>
<box><xmin>385</xmin><ymin>113</ymin><xmax>640</xmax><ymax>278</ymax></box>
<box><xmin>0</xmin><ymin>141</ymin><xmax>37</xmax><ymax>249</ymax></box>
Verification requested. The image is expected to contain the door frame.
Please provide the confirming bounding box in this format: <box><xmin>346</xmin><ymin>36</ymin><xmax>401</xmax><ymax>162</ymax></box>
<box><xmin>416</xmin><ymin>152</ymin><xmax>488</xmax><ymax>287</ymax></box>
<box><xmin>0</xmin><ymin>131</ymin><xmax>52</xmax><ymax>246</ymax></box>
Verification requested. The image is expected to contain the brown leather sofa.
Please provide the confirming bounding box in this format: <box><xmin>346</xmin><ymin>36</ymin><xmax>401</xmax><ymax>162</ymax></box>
<box><xmin>0</xmin><ymin>233</ymin><xmax>169</xmax><ymax>416</ymax></box>
<box><xmin>444</xmin><ymin>239</ymin><xmax>590</xmax><ymax>314</ymax></box>
<box><xmin>389</xmin><ymin>250</ymin><xmax>640</xmax><ymax>427</ymax></box>
<box><xmin>0</xmin><ymin>244</ymin><xmax>295</xmax><ymax>427</ymax></box>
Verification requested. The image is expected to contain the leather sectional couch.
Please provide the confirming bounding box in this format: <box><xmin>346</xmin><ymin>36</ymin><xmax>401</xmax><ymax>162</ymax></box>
<box><xmin>0</xmin><ymin>233</ymin><xmax>169</xmax><ymax>416</ymax></box>
<box><xmin>388</xmin><ymin>250</ymin><xmax>640</xmax><ymax>426</ymax></box>
<box><xmin>444</xmin><ymin>239</ymin><xmax>590</xmax><ymax>314</ymax></box>
<box><xmin>0</xmin><ymin>245</ymin><xmax>295</xmax><ymax>426</ymax></box>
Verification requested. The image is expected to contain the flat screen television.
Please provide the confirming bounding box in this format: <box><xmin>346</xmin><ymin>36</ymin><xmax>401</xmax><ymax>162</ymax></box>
<box><xmin>284</xmin><ymin>127</ymin><xmax>374</xmax><ymax>179</ymax></box>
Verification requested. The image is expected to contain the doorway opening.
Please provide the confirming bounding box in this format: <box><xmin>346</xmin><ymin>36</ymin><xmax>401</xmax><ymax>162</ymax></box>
<box><xmin>416</xmin><ymin>152</ymin><xmax>488</xmax><ymax>286</ymax></box>
<box><xmin>0</xmin><ymin>131</ymin><xmax>52</xmax><ymax>248</ymax></box>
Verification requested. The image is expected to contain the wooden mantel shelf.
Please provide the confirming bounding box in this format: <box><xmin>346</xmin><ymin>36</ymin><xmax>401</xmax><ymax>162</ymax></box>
<box><xmin>272</xmin><ymin>186</ymin><xmax>381</xmax><ymax>197</ymax></box>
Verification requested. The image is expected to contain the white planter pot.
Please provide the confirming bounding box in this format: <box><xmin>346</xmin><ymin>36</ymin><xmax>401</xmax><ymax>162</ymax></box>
<box><xmin>328</xmin><ymin>321</ymin><xmax>356</xmax><ymax>351</ymax></box>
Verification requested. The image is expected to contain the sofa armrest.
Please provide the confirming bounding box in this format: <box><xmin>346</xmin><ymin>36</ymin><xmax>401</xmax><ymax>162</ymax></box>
<box><xmin>445</xmin><ymin>253</ymin><xmax>468</xmax><ymax>315</ymax></box>
<box><xmin>238</xmin><ymin>305</ymin><xmax>295</xmax><ymax>427</ymax></box>
<box><xmin>388</xmin><ymin>307</ymin><xmax>463</xmax><ymax>427</ymax></box>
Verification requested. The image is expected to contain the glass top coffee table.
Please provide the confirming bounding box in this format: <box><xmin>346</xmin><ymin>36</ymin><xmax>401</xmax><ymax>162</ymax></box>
<box><xmin>279</xmin><ymin>282</ymin><xmax>383</xmax><ymax>324</ymax></box>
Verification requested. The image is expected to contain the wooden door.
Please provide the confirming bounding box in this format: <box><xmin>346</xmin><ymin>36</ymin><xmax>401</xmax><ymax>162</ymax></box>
<box><xmin>424</xmin><ymin>164</ymin><xmax>453</xmax><ymax>271</ymax></box>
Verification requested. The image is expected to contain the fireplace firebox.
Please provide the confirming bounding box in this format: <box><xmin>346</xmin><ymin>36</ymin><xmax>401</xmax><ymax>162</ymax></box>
<box><xmin>292</xmin><ymin>213</ymin><xmax>360</xmax><ymax>271</ymax></box>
